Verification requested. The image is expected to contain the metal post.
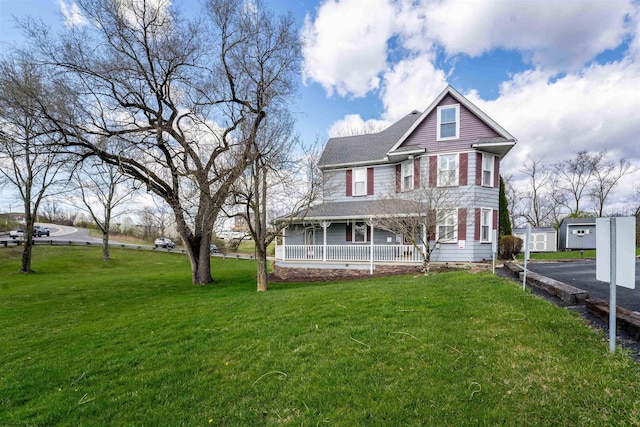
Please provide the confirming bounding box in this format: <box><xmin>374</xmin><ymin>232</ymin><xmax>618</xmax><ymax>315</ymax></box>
<box><xmin>522</xmin><ymin>224</ymin><xmax>531</xmax><ymax>291</ymax></box>
<box><xmin>609</xmin><ymin>218</ymin><xmax>617</xmax><ymax>353</ymax></box>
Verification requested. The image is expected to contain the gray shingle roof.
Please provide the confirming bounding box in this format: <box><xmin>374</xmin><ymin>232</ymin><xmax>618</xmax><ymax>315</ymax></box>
<box><xmin>294</xmin><ymin>199</ymin><xmax>422</xmax><ymax>221</ymax></box>
<box><xmin>560</xmin><ymin>217</ymin><xmax>597</xmax><ymax>225</ymax></box>
<box><xmin>318</xmin><ymin>111</ymin><xmax>422</xmax><ymax>168</ymax></box>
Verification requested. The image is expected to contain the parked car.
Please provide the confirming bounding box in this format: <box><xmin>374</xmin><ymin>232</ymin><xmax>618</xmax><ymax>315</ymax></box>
<box><xmin>34</xmin><ymin>225</ymin><xmax>50</xmax><ymax>237</ymax></box>
<box><xmin>154</xmin><ymin>238</ymin><xmax>175</xmax><ymax>249</ymax></box>
<box><xmin>210</xmin><ymin>244</ymin><xmax>218</xmax><ymax>254</ymax></box>
<box><xmin>9</xmin><ymin>227</ymin><xmax>25</xmax><ymax>240</ymax></box>
<box><xmin>9</xmin><ymin>225</ymin><xmax>51</xmax><ymax>239</ymax></box>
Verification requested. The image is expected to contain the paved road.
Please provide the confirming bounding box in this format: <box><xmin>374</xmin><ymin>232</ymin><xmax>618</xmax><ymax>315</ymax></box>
<box><xmin>526</xmin><ymin>259</ymin><xmax>640</xmax><ymax>312</ymax></box>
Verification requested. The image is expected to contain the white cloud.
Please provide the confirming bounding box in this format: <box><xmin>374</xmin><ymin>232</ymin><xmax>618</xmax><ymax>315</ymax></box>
<box><xmin>57</xmin><ymin>0</ymin><xmax>88</xmax><ymax>28</ymax></box>
<box><xmin>301</xmin><ymin>0</ymin><xmax>396</xmax><ymax>97</ymax></box>
<box><xmin>380</xmin><ymin>55</ymin><xmax>448</xmax><ymax>121</ymax></box>
<box><xmin>307</xmin><ymin>0</ymin><xmax>640</xmax><ymax>210</ymax></box>
<box><xmin>327</xmin><ymin>114</ymin><xmax>390</xmax><ymax>137</ymax></box>
<box><xmin>423</xmin><ymin>0</ymin><xmax>634</xmax><ymax>72</ymax></box>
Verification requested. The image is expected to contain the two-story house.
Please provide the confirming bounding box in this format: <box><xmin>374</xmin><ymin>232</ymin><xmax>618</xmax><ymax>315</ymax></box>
<box><xmin>273</xmin><ymin>85</ymin><xmax>516</xmax><ymax>277</ymax></box>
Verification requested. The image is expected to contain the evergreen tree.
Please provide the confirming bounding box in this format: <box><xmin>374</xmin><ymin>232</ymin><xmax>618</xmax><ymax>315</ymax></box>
<box><xmin>499</xmin><ymin>176</ymin><xmax>512</xmax><ymax>237</ymax></box>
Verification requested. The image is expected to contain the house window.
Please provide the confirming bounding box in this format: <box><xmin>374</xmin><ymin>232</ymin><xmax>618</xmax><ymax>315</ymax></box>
<box><xmin>353</xmin><ymin>168</ymin><xmax>366</xmax><ymax>196</ymax></box>
<box><xmin>437</xmin><ymin>104</ymin><xmax>460</xmax><ymax>140</ymax></box>
<box><xmin>438</xmin><ymin>154</ymin><xmax>458</xmax><ymax>186</ymax></box>
<box><xmin>481</xmin><ymin>208</ymin><xmax>492</xmax><ymax>242</ymax></box>
<box><xmin>353</xmin><ymin>222</ymin><xmax>367</xmax><ymax>243</ymax></box>
<box><xmin>437</xmin><ymin>210</ymin><xmax>457</xmax><ymax>242</ymax></box>
<box><xmin>402</xmin><ymin>160</ymin><xmax>413</xmax><ymax>191</ymax></box>
<box><xmin>482</xmin><ymin>154</ymin><xmax>494</xmax><ymax>187</ymax></box>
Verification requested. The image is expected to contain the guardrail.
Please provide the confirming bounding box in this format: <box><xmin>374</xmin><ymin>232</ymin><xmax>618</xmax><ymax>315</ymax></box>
<box><xmin>0</xmin><ymin>239</ymin><xmax>256</xmax><ymax>260</ymax></box>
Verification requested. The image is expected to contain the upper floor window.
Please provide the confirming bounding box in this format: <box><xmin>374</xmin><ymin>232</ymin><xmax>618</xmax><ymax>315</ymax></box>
<box><xmin>482</xmin><ymin>154</ymin><xmax>494</xmax><ymax>187</ymax></box>
<box><xmin>437</xmin><ymin>209</ymin><xmax>457</xmax><ymax>242</ymax></box>
<box><xmin>481</xmin><ymin>208</ymin><xmax>492</xmax><ymax>242</ymax></box>
<box><xmin>438</xmin><ymin>154</ymin><xmax>458</xmax><ymax>187</ymax></box>
<box><xmin>353</xmin><ymin>168</ymin><xmax>367</xmax><ymax>196</ymax></box>
<box><xmin>437</xmin><ymin>104</ymin><xmax>460</xmax><ymax>140</ymax></box>
<box><xmin>402</xmin><ymin>160</ymin><xmax>413</xmax><ymax>191</ymax></box>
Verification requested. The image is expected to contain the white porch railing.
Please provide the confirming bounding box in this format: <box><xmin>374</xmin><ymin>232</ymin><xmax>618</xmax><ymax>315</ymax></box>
<box><xmin>279</xmin><ymin>244</ymin><xmax>424</xmax><ymax>263</ymax></box>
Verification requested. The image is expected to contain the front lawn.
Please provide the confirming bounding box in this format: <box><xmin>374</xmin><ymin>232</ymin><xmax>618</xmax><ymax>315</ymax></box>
<box><xmin>1</xmin><ymin>247</ymin><xmax>639</xmax><ymax>426</ymax></box>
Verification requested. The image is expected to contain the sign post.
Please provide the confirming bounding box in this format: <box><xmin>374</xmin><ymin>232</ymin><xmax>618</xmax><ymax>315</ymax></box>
<box><xmin>596</xmin><ymin>217</ymin><xmax>636</xmax><ymax>353</ymax></box>
<box><xmin>522</xmin><ymin>224</ymin><xmax>531</xmax><ymax>291</ymax></box>
<box><xmin>492</xmin><ymin>229</ymin><xmax>498</xmax><ymax>274</ymax></box>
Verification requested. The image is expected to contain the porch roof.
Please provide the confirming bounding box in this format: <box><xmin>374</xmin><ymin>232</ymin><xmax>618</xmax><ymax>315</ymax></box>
<box><xmin>290</xmin><ymin>199</ymin><xmax>418</xmax><ymax>222</ymax></box>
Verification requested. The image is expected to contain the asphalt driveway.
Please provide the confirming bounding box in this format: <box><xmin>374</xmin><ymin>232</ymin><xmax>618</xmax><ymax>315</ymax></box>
<box><xmin>526</xmin><ymin>259</ymin><xmax>640</xmax><ymax>312</ymax></box>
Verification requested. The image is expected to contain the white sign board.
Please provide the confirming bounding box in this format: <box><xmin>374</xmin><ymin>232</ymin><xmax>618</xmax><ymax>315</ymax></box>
<box><xmin>596</xmin><ymin>217</ymin><xmax>636</xmax><ymax>289</ymax></box>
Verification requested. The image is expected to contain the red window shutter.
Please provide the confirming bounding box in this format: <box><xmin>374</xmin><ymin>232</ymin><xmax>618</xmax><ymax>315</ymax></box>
<box><xmin>476</xmin><ymin>153</ymin><xmax>482</xmax><ymax>186</ymax></box>
<box><xmin>493</xmin><ymin>209</ymin><xmax>498</xmax><ymax>230</ymax></box>
<box><xmin>346</xmin><ymin>169</ymin><xmax>352</xmax><ymax>196</ymax></box>
<box><xmin>474</xmin><ymin>208</ymin><xmax>481</xmax><ymax>241</ymax></box>
<box><xmin>459</xmin><ymin>153</ymin><xmax>468</xmax><ymax>186</ymax></box>
<box><xmin>429</xmin><ymin>156</ymin><xmax>437</xmax><ymax>187</ymax></box>
<box><xmin>346</xmin><ymin>223</ymin><xmax>352</xmax><ymax>242</ymax></box>
<box><xmin>395</xmin><ymin>164</ymin><xmax>401</xmax><ymax>193</ymax></box>
<box><xmin>428</xmin><ymin>209</ymin><xmax>436</xmax><ymax>240</ymax></box>
<box><xmin>458</xmin><ymin>208</ymin><xmax>467</xmax><ymax>240</ymax></box>
<box><xmin>414</xmin><ymin>157</ymin><xmax>421</xmax><ymax>189</ymax></box>
<box><xmin>367</xmin><ymin>167</ymin><xmax>374</xmax><ymax>195</ymax></box>
<box><xmin>366</xmin><ymin>224</ymin><xmax>372</xmax><ymax>242</ymax></box>
<box><xmin>494</xmin><ymin>156</ymin><xmax>500</xmax><ymax>188</ymax></box>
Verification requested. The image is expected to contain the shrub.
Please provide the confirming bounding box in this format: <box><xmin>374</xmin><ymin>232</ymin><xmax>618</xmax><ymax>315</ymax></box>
<box><xmin>499</xmin><ymin>235</ymin><xmax>523</xmax><ymax>260</ymax></box>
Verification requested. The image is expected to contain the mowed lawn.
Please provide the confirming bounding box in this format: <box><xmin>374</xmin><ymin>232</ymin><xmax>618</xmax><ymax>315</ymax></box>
<box><xmin>1</xmin><ymin>247</ymin><xmax>640</xmax><ymax>426</ymax></box>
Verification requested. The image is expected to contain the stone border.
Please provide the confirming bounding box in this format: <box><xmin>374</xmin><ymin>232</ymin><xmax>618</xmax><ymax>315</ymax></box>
<box><xmin>504</xmin><ymin>261</ymin><xmax>640</xmax><ymax>344</ymax></box>
<box><xmin>586</xmin><ymin>298</ymin><xmax>640</xmax><ymax>341</ymax></box>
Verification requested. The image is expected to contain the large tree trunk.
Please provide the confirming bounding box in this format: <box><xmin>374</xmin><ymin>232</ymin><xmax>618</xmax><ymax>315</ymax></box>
<box><xmin>256</xmin><ymin>243</ymin><xmax>268</xmax><ymax>292</ymax></box>
<box><xmin>20</xmin><ymin>234</ymin><xmax>34</xmax><ymax>273</ymax></box>
<box><xmin>181</xmin><ymin>232</ymin><xmax>213</xmax><ymax>285</ymax></box>
<box><xmin>102</xmin><ymin>231</ymin><xmax>110</xmax><ymax>261</ymax></box>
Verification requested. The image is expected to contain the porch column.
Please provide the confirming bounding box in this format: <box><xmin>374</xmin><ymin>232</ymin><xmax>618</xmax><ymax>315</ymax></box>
<box><xmin>320</xmin><ymin>221</ymin><xmax>331</xmax><ymax>262</ymax></box>
<box><xmin>283</xmin><ymin>225</ymin><xmax>287</xmax><ymax>261</ymax></box>
<box><xmin>367</xmin><ymin>218</ymin><xmax>375</xmax><ymax>275</ymax></box>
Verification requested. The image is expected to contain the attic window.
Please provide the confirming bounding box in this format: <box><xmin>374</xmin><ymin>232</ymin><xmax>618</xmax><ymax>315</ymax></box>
<box><xmin>437</xmin><ymin>104</ymin><xmax>460</xmax><ymax>141</ymax></box>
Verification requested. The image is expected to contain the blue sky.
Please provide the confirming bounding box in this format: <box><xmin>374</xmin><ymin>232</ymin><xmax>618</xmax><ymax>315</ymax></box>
<box><xmin>2</xmin><ymin>0</ymin><xmax>640</xmax><ymax>212</ymax></box>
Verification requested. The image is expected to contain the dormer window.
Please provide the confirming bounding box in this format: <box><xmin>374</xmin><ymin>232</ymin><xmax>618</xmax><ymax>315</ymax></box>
<box><xmin>437</xmin><ymin>104</ymin><xmax>460</xmax><ymax>141</ymax></box>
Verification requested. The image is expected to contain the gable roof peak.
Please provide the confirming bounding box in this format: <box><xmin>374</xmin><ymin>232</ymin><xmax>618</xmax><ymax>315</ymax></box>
<box><xmin>386</xmin><ymin>85</ymin><xmax>516</xmax><ymax>156</ymax></box>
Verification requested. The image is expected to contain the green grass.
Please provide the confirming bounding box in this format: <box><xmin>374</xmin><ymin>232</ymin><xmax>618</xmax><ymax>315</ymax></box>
<box><xmin>2</xmin><ymin>247</ymin><xmax>640</xmax><ymax>426</ymax></box>
<box><xmin>518</xmin><ymin>247</ymin><xmax>640</xmax><ymax>260</ymax></box>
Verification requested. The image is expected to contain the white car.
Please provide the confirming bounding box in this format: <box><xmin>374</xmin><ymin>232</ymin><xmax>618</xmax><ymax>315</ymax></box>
<box><xmin>154</xmin><ymin>238</ymin><xmax>175</xmax><ymax>249</ymax></box>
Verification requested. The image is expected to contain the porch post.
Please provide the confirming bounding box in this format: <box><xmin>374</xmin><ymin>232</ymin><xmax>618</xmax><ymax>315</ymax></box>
<box><xmin>368</xmin><ymin>218</ymin><xmax>374</xmax><ymax>275</ymax></box>
<box><xmin>283</xmin><ymin>225</ymin><xmax>287</xmax><ymax>261</ymax></box>
<box><xmin>320</xmin><ymin>221</ymin><xmax>331</xmax><ymax>262</ymax></box>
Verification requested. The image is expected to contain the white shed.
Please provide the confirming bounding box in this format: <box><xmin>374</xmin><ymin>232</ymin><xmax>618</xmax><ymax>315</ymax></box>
<box><xmin>513</xmin><ymin>227</ymin><xmax>558</xmax><ymax>253</ymax></box>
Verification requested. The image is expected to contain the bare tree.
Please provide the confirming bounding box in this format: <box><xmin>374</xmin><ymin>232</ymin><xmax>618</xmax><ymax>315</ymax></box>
<box><xmin>588</xmin><ymin>151</ymin><xmax>635</xmax><ymax>217</ymax></box>
<box><xmin>373</xmin><ymin>180</ymin><xmax>469</xmax><ymax>275</ymax></box>
<box><xmin>71</xmin><ymin>160</ymin><xmax>137</xmax><ymax>260</ymax></box>
<box><xmin>553</xmin><ymin>151</ymin><xmax>598</xmax><ymax>216</ymax></box>
<box><xmin>19</xmin><ymin>0</ymin><xmax>300</xmax><ymax>284</ymax></box>
<box><xmin>230</xmin><ymin>114</ymin><xmax>321</xmax><ymax>291</ymax></box>
<box><xmin>330</xmin><ymin>119</ymin><xmax>390</xmax><ymax>137</ymax></box>
<box><xmin>0</xmin><ymin>57</ymin><xmax>67</xmax><ymax>273</ymax></box>
<box><xmin>517</xmin><ymin>157</ymin><xmax>559</xmax><ymax>227</ymax></box>
<box><xmin>138</xmin><ymin>197</ymin><xmax>174</xmax><ymax>240</ymax></box>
